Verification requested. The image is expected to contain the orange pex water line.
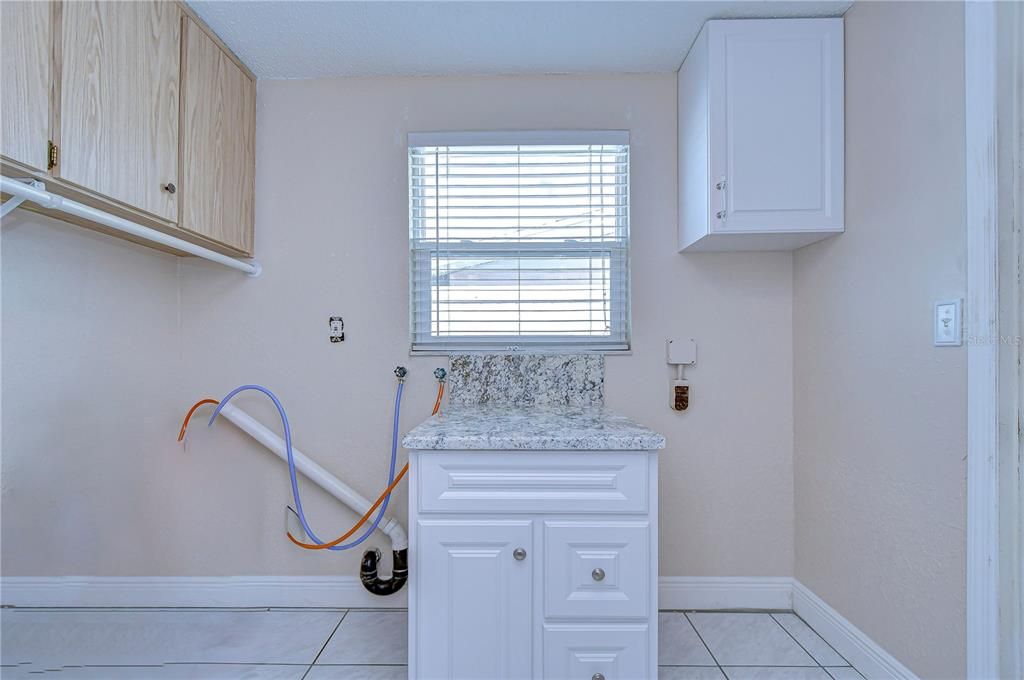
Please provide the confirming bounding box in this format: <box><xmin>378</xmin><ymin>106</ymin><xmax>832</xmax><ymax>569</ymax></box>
<box><xmin>178</xmin><ymin>399</ymin><xmax>220</xmax><ymax>441</ymax></box>
<box><xmin>285</xmin><ymin>380</ymin><xmax>444</xmax><ymax>550</ymax></box>
<box><xmin>432</xmin><ymin>381</ymin><xmax>444</xmax><ymax>417</ymax></box>
<box><xmin>177</xmin><ymin>382</ymin><xmax>445</xmax><ymax>551</ymax></box>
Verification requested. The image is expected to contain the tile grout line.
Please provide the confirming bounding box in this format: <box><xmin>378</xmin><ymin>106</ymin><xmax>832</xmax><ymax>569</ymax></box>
<box><xmin>301</xmin><ymin>609</ymin><xmax>348</xmax><ymax>680</ymax></box>
<box><xmin>788</xmin><ymin>610</ymin><xmax>861</xmax><ymax>676</ymax></box>
<box><xmin>775</xmin><ymin>611</ymin><xmax>862</xmax><ymax>677</ymax></box>
<box><xmin>768</xmin><ymin>611</ymin><xmax>829</xmax><ymax>669</ymax></box>
<box><xmin>785</xmin><ymin>610</ymin><xmax>853</xmax><ymax>664</ymax></box>
<box><xmin>683</xmin><ymin>611</ymin><xmax>726</xmax><ymax>677</ymax></box>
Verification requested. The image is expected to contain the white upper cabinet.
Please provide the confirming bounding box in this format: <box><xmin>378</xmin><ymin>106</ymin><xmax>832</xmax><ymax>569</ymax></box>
<box><xmin>678</xmin><ymin>18</ymin><xmax>844</xmax><ymax>251</ymax></box>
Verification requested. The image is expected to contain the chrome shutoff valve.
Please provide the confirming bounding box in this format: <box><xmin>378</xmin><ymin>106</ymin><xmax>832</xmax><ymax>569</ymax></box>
<box><xmin>433</xmin><ymin>367</ymin><xmax>447</xmax><ymax>383</ymax></box>
<box><xmin>394</xmin><ymin>366</ymin><xmax>408</xmax><ymax>381</ymax></box>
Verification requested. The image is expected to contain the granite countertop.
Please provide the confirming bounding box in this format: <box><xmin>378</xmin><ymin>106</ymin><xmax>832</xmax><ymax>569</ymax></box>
<box><xmin>402</xmin><ymin>404</ymin><xmax>666</xmax><ymax>451</ymax></box>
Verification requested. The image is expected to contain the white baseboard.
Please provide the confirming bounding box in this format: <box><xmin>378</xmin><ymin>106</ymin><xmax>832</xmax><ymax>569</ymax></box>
<box><xmin>0</xmin><ymin>576</ymin><xmax>407</xmax><ymax>609</ymax></box>
<box><xmin>0</xmin><ymin>575</ymin><xmax>920</xmax><ymax>680</ymax></box>
<box><xmin>658</xmin><ymin>576</ymin><xmax>793</xmax><ymax>610</ymax></box>
<box><xmin>3</xmin><ymin>576</ymin><xmax>792</xmax><ymax>612</ymax></box>
<box><xmin>792</xmin><ymin>580</ymin><xmax>919</xmax><ymax>680</ymax></box>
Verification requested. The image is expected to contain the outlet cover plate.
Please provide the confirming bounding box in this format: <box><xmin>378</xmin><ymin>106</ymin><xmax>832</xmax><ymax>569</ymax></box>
<box><xmin>329</xmin><ymin>316</ymin><xmax>345</xmax><ymax>343</ymax></box>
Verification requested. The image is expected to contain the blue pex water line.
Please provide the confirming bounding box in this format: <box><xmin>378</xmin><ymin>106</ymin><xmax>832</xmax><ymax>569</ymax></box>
<box><xmin>208</xmin><ymin>382</ymin><xmax>403</xmax><ymax>551</ymax></box>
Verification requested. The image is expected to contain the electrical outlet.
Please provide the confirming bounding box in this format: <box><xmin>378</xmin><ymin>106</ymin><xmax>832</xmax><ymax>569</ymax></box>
<box><xmin>329</xmin><ymin>316</ymin><xmax>345</xmax><ymax>343</ymax></box>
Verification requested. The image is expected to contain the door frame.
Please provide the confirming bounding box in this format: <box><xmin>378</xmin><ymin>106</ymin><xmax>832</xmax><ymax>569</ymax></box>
<box><xmin>965</xmin><ymin>1</ymin><xmax>1023</xmax><ymax>677</ymax></box>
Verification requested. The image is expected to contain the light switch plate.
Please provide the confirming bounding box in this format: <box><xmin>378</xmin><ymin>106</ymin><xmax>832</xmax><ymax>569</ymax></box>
<box><xmin>934</xmin><ymin>299</ymin><xmax>962</xmax><ymax>346</ymax></box>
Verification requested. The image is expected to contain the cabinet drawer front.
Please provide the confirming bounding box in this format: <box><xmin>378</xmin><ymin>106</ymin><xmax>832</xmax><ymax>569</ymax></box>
<box><xmin>544</xmin><ymin>521</ymin><xmax>650</xmax><ymax>619</ymax></box>
<box><xmin>417</xmin><ymin>452</ymin><xmax>649</xmax><ymax>514</ymax></box>
<box><xmin>543</xmin><ymin>624</ymin><xmax>649</xmax><ymax>680</ymax></box>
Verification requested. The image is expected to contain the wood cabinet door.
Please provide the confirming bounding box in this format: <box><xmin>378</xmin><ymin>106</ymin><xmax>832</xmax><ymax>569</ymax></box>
<box><xmin>1</xmin><ymin>0</ymin><xmax>52</xmax><ymax>172</ymax></box>
<box><xmin>58</xmin><ymin>0</ymin><xmax>180</xmax><ymax>221</ymax></box>
<box><xmin>415</xmin><ymin>519</ymin><xmax>533</xmax><ymax>679</ymax></box>
<box><xmin>180</xmin><ymin>17</ymin><xmax>255</xmax><ymax>254</ymax></box>
<box><xmin>708</xmin><ymin>18</ymin><xmax>844</xmax><ymax>234</ymax></box>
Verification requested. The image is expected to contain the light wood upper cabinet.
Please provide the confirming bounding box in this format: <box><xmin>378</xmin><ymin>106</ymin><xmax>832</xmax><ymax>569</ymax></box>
<box><xmin>1</xmin><ymin>1</ymin><xmax>52</xmax><ymax>172</ymax></box>
<box><xmin>180</xmin><ymin>16</ymin><xmax>255</xmax><ymax>255</ymax></box>
<box><xmin>1</xmin><ymin>2</ymin><xmax>255</xmax><ymax>257</ymax></box>
<box><xmin>678</xmin><ymin>18</ymin><xmax>844</xmax><ymax>251</ymax></box>
<box><xmin>58</xmin><ymin>0</ymin><xmax>180</xmax><ymax>222</ymax></box>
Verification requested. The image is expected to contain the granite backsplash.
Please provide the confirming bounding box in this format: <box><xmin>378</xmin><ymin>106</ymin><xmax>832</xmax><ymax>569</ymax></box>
<box><xmin>447</xmin><ymin>354</ymin><xmax>604</xmax><ymax>407</ymax></box>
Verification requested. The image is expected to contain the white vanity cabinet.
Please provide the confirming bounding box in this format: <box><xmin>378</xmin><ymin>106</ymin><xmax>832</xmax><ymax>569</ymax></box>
<box><xmin>678</xmin><ymin>18</ymin><xmax>845</xmax><ymax>251</ymax></box>
<box><xmin>408</xmin><ymin>450</ymin><xmax>659</xmax><ymax>680</ymax></box>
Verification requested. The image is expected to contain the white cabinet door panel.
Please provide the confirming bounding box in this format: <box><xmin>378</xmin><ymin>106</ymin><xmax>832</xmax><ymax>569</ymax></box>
<box><xmin>705</xmin><ymin>18</ymin><xmax>844</xmax><ymax>236</ymax></box>
<box><xmin>415</xmin><ymin>519</ymin><xmax>533</xmax><ymax>680</ymax></box>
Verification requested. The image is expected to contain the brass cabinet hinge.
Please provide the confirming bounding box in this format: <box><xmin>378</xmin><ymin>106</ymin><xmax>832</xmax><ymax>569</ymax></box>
<box><xmin>47</xmin><ymin>141</ymin><xmax>58</xmax><ymax>170</ymax></box>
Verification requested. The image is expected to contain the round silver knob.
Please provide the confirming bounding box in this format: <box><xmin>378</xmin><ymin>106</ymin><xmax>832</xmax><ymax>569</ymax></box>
<box><xmin>592</xmin><ymin>568</ymin><xmax>605</xmax><ymax>582</ymax></box>
<box><xmin>715</xmin><ymin>181</ymin><xmax>725</xmax><ymax>190</ymax></box>
<box><xmin>162</xmin><ymin>182</ymin><xmax>176</xmax><ymax>194</ymax></box>
<box><xmin>593</xmin><ymin>674</ymin><xmax>605</xmax><ymax>680</ymax></box>
<box><xmin>716</xmin><ymin>210</ymin><xmax>726</xmax><ymax>219</ymax></box>
<box><xmin>513</xmin><ymin>547</ymin><xmax>527</xmax><ymax>561</ymax></box>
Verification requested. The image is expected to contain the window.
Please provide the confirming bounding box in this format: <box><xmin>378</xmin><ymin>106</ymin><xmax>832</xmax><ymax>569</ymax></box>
<box><xmin>409</xmin><ymin>131</ymin><xmax>630</xmax><ymax>353</ymax></box>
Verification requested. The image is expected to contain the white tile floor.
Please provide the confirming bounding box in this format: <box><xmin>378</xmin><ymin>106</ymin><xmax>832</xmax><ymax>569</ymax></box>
<box><xmin>0</xmin><ymin>608</ymin><xmax>864</xmax><ymax>679</ymax></box>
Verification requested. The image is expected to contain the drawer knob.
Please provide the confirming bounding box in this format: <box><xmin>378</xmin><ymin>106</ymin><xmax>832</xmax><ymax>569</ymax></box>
<box><xmin>162</xmin><ymin>182</ymin><xmax>176</xmax><ymax>195</ymax></box>
<box><xmin>513</xmin><ymin>547</ymin><xmax>527</xmax><ymax>561</ymax></box>
<box><xmin>593</xmin><ymin>674</ymin><xmax>605</xmax><ymax>680</ymax></box>
<box><xmin>592</xmin><ymin>568</ymin><xmax>605</xmax><ymax>582</ymax></box>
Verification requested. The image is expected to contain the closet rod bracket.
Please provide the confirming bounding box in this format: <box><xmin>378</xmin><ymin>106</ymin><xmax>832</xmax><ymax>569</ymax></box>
<box><xmin>1</xmin><ymin>179</ymin><xmax>46</xmax><ymax>218</ymax></box>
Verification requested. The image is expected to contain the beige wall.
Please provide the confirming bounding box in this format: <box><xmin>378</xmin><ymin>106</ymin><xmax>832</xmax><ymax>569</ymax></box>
<box><xmin>793</xmin><ymin>3</ymin><xmax>967</xmax><ymax>678</ymax></box>
<box><xmin>2</xmin><ymin>74</ymin><xmax>795</xmax><ymax>579</ymax></box>
<box><xmin>1</xmin><ymin>214</ymin><xmax>185</xmax><ymax>574</ymax></box>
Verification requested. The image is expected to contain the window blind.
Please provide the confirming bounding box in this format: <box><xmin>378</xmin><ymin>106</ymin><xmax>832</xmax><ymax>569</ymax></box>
<box><xmin>409</xmin><ymin>132</ymin><xmax>631</xmax><ymax>352</ymax></box>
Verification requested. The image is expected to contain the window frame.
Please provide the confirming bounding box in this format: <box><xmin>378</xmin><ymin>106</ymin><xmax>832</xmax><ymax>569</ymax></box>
<box><xmin>407</xmin><ymin>130</ymin><xmax>632</xmax><ymax>355</ymax></box>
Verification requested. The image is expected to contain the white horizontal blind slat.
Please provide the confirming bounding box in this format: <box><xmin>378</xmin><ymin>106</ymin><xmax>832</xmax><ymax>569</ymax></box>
<box><xmin>408</xmin><ymin>138</ymin><xmax>631</xmax><ymax>352</ymax></box>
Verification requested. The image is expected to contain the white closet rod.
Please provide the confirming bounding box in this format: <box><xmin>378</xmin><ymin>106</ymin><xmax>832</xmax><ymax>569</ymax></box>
<box><xmin>0</xmin><ymin>177</ymin><xmax>261</xmax><ymax>277</ymax></box>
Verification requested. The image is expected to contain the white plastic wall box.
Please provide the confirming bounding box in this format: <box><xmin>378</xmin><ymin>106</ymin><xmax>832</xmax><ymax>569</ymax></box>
<box><xmin>678</xmin><ymin>18</ymin><xmax>845</xmax><ymax>252</ymax></box>
<box><xmin>408</xmin><ymin>450</ymin><xmax>660</xmax><ymax>679</ymax></box>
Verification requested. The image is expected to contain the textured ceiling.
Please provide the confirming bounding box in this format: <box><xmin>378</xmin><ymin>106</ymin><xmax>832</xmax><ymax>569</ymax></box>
<box><xmin>188</xmin><ymin>1</ymin><xmax>852</xmax><ymax>79</ymax></box>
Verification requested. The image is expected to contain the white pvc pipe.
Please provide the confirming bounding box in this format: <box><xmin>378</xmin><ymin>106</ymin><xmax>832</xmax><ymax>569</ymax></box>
<box><xmin>0</xmin><ymin>177</ymin><xmax>261</xmax><ymax>277</ymax></box>
<box><xmin>0</xmin><ymin>194</ymin><xmax>26</xmax><ymax>218</ymax></box>
<box><xmin>217</xmin><ymin>402</ymin><xmax>408</xmax><ymax>551</ymax></box>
